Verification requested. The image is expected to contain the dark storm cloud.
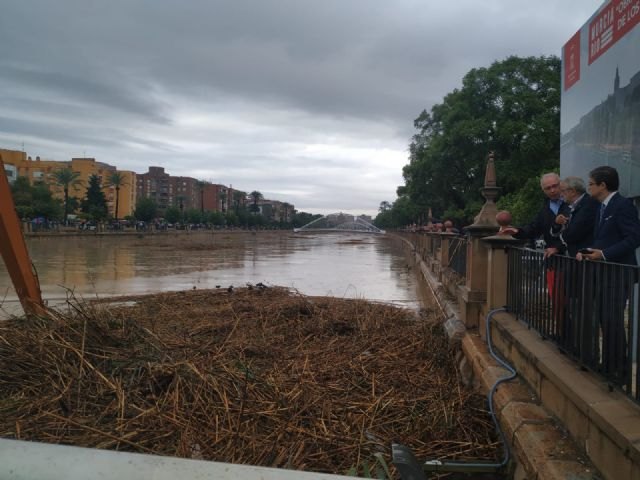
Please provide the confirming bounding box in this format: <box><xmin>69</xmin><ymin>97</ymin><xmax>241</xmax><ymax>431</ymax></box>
<box><xmin>0</xmin><ymin>0</ymin><xmax>606</xmax><ymax>214</ymax></box>
<box><xmin>0</xmin><ymin>64</ymin><xmax>169</xmax><ymax>124</ymax></box>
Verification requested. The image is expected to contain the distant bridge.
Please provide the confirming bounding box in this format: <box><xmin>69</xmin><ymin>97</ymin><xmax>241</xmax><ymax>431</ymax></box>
<box><xmin>294</xmin><ymin>213</ymin><xmax>385</xmax><ymax>234</ymax></box>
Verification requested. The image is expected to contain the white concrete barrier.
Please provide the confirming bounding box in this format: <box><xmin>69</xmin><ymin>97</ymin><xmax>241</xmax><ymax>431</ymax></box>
<box><xmin>0</xmin><ymin>439</ymin><xmax>354</xmax><ymax>480</ymax></box>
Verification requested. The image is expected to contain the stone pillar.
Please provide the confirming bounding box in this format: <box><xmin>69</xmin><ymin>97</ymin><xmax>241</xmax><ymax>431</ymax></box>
<box><xmin>480</xmin><ymin>234</ymin><xmax>524</xmax><ymax>340</ymax></box>
<box><xmin>425</xmin><ymin>233</ymin><xmax>432</xmax><ymax>258</ymax></box>
<box><xmin>459</xmin><ymin>152</ymin><xmax>500</xmax><ymax>329</ymax></box>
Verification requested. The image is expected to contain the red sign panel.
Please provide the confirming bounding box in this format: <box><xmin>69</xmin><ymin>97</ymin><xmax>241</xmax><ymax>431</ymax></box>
<box><xmin>563</xmin><ymin>30</ymin><xmax>581</xmax><ymax>91</ymax></box>
<box><xmin>589</xmin><ymin>0</ymin><xmax>640</xmax><ymax>64</ymax></box>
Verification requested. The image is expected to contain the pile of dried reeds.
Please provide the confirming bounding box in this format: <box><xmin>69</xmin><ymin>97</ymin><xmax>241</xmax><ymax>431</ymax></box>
<box><xmin>0</xmin><ymin>287</ymin><xmax>498</xmax><ymax>476</ymax></box>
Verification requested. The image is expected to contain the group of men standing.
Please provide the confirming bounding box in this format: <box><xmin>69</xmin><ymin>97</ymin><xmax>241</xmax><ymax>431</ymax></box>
<box><xmin>502</xmin><ymin>165</ymin><xmax>640</xmax><ymax>265</ymax></box>
<box><xmin>501</xmin><ymin>165</ymin><xmax>640</xmax><ymax>387</ymax></box>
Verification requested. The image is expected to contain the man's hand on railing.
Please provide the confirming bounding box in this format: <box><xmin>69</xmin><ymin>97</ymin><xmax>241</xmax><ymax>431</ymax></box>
<box><xmin>543</xmin><ymin>247</ymin><xmax>558</xmax><ymax>259</ymax></box>
<box><xmin>498</xmin><ymin>226</ymin><xmax>518</xmax><ymax>235</ymax></box>
<box><xmin>576</xmin><ymin>248</ymin><xmax>604</xmax><ymax>261</ymax></box>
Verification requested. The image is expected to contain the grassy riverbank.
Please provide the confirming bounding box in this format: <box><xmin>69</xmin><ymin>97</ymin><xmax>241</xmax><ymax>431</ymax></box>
<box><xmin>0</xmin><ymin>287</ymin><xmax>498</xmax><ymax>477</ymax></box>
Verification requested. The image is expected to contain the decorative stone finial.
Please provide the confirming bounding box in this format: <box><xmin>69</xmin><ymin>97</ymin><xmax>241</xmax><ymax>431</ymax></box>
<box><xmin>468</xmin><ymin>151</ymin><xmax>501</xmax><ymax>231</ymax></box>
<box><xmin>484</xmin><ymin>151</ymin><xmax>497</xmax><ymax>188</ymax></box>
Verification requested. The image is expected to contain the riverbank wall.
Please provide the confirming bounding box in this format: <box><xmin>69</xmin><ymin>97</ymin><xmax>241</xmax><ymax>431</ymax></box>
<box><xmin>391</xmin><ymin>231</ymin><xmax>640</xmax><ymax>480</ymax></box>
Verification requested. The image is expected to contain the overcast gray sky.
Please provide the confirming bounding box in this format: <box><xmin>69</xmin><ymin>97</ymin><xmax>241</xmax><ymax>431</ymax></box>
<box><xmin>0</xmin><ymin>0</ymin><xmax>605</xmax><ymax>216</ymax></box>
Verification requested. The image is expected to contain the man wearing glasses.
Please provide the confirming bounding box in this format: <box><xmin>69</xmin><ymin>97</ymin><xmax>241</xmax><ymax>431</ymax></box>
<box><xmin>553</xmin><ymin>177</ymin><xmax>599</xmax><ymax>258</ymax></box>
<box><xmin>577</xmin><ymin>166</ymin><xmax>640</xmax><ymax>388</ymax></box>
<box><xmin>577</xmin><ymin>166</ymin><xmax>640</xmax><ymax>265</ymax></box>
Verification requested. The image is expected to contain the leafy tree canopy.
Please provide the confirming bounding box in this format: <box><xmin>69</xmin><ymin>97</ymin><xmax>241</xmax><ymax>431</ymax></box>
<box><xmin>164</xmin><ymin>206</ymin><xmax>182</xmax><ymax>224</ymax></box>
<box><xmin>134</xmin><ymin>197</ymin><xmax>158</xmax><ymax>222</ymax></box>
<box><xmin>81</xmin><ymin>174</ymin><xmax>108</xmax><ymax>220</ymax></box>
<box><xmin>378</xmin><ymin>55</ymin><xmax>560</xmax><ymax>228</ymax></box>
<box><xmin>10</xmin><ymin>177</ymin><xmax>63</xmax><ymax>220</ymax></box>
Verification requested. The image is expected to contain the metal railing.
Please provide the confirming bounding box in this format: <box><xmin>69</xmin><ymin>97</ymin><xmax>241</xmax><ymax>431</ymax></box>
<box><xmin>447</xmin><ymin>236</ymin><xmax>468</xmax><ymax>277</ymax></box>
<box><xmin>428</xmin><ymin>233</ymin><xmax>441</xmax><ymax>256</ymax></box>
<box><xmin>506</xmin><ymin>247</ymin><xmax>640</xmax><ymax>401</ymax></box>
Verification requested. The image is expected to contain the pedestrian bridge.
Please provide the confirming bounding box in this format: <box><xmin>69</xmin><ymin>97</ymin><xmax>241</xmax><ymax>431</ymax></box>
<box><xmin>294</xmin><ymin>213</ymin><xmax>385</xmax><ymax>234</ymax></box>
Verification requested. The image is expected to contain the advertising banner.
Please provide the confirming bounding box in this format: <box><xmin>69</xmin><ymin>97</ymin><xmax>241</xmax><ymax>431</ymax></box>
<box><xmin>561</xmin><ymin>0</ymin><xmax>640</xmax><ymax>197</ymax></box>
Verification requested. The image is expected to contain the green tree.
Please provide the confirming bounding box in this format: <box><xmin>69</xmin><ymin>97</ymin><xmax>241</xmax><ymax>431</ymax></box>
<box><xmin>164</xmin><ymin>205</ymin><xmax>182</xmax><ymax>224</ymax></box>
<box><xmin>225</xmin><ymin>211</ymin><xmax>238</xmax><ymax>226</ymax></box>
<box><xmin>81</xmin><ymin>174</ymin><xmax>108</xmax><ymax>220</ymax></box>
<box><xmin>185</xmin><ymin>208</ymin><xmax>202</xmax><ymax>224</ymax></box>
<box><xmin>232</xmin><ymin>190</ymin><xmax>245</xmax><ymax>213</ymax></box>
<box><xmin>176</xmin><ymin>195</ymin><xmax>186</xmax><ymax>223</ymax></box>
<box><xmin>51</xmin><ymin>167</ymin><xmax>82</xmax><ymax>223</ymax></box>
<box><xmin>292</xmin><ymin>211</ymin><xmax>322</xmax><ymax>228</ymax></box>
<box><xmin>134</xmin><ymin>197</ymin><xmax>158</xmax><ymax>222</ymax></box>
<box><xmin>206</xmin><ymin>210</ymin><xmax>225</xmax><ymax>226</ymax></box>
<box><xmin>196</xmin><ymin>180</ymin><xmax>208</xmax><ymax>213</ymax></box>
<box><xmin>31</xmin><ymin>182</ymin><xmax>63</xmax><ymax>220</ymax></box>
<box><xmin>249</xmin><ymin>190</ymin><xmax>263</xmax><ymax>213</ymax></box>
<box><xmin>497</xmin><ymin>174</ymin><xmax>547</xmax><ymax>225</ymax></box>
<box><xmin>10</xmin><ymin>177</ymin><xmax>35</xmax><ymax>218</ymax></box>
<box><xmin>399</xmin><ymin>55</ymin><xmax>560</xmax><ymax>224</ymax></box>
<box><xmin>107</xmin><ymin>171</ymin><xmax>127</xmax><ymax>220</ymax></box>
<box><xmin>10</xmin><ymin>177</ymin><xmax>62</xmax><ymax>220</ymax></box>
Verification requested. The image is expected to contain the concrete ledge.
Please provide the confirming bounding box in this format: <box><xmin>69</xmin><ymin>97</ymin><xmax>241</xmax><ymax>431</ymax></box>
<box><xmin>461</xmin><ymin>332</ymin><xmax>598</xmax><ymax>479</ymax></box>
<box><xmin>491</xmin><ymin>312</ymin><xmax>640</xmax><ymax>480</ymax></box>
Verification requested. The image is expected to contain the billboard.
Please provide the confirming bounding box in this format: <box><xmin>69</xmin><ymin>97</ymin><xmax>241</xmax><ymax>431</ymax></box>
<box><xmin>561</xmin><ymin>0</ymin><xmax>640</xmax><ymax>197</ymax></box>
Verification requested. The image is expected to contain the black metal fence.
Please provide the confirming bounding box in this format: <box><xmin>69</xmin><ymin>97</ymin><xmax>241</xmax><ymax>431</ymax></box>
<box><xmin>428</xmin><ymin>234</ymin><xmax>441</xmax><ymax>256</ymax></box>
<box><xmin>447</xmin><ymin>236</ymin><xmax>468</xmax><ymax>278</ymax></box>
<box><xmin>506</xmin><ymin>247</ymin><xmax>640</xmax><ymax>402</ymax></box>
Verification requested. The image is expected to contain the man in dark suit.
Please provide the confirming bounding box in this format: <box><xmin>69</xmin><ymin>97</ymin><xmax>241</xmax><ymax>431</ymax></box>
<box><xmin>578</xmin><ymin>166</ymin><xmax>640</xmax><ymax>387</ymax></box>
<box><xmin>501</xmin><ymin>172</ymin><xmax>567</xmax><ymax>256</ymax></box>
<box><xmin>550</xmin><ymin>177</ymin><xmax>599</xmax><ymax>352</ymax></box>
<box><xmin>579</xmin><ymin>166</ymin><xmax>640</xmax><ymax>264</ymax></box>
<box><xmin>553</xmin><ymin>176</ymin><xmax>599</xmax><ymax>258</ymax></box>
<box><xmin>500</xmin><ymin>173</ymin><xmax>569</xmax><ymax>334</ymax></box>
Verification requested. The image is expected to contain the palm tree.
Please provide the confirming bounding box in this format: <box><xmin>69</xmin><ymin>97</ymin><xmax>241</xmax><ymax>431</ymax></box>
<box><xmin>107</xmin><ymin>171</ymin><xmax>127</xmax><ymax>220</ymax></box>
<box><xmin>196</xmin><ymin>180</ymin><xmax>207</xmax><ymax>213</ymax></box>
<box><xmin>232</xmin><ymin>190</ymin><xmax>244</xmax><ymax>213</ymax></box>
<box><xmin>250</xmin><ymin>190</ymin><xmax>263</xmax><ymax>214</ymax></box>
<box><xmin>176</xmin><ymin>195</ymin><xmax>186</xmax><ymax>225</ymax></box>
<box><xmin>51</xmin><ymin>167</ymin><xmax>82</xmax><ymax>223</ymax></box>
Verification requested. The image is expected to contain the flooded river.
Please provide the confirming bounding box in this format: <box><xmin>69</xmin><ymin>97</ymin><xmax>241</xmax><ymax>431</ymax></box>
<box><xmin>0</xmin><ymin>231</ymin><xmax>423</xmax><ymax>316</ymax></box>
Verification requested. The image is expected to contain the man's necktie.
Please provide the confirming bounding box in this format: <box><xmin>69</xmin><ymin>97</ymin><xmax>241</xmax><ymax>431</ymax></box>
<box><xmin>599</xmin><ymin>203</ymin><xmax>606</xmax><ymax>226</ymax></box>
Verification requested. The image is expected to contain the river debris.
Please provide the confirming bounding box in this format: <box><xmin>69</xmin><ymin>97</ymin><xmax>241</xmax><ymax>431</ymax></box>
<box><xmin>0</xmin><ymin>287</ymin><xmax>498</xmax><ymax>477</ymax></box>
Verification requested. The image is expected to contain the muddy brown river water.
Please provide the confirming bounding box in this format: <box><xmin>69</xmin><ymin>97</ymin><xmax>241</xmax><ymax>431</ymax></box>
<box><xmin>0</xmin><ymin>231</ymin><xmax>424</xmax><ymax>316</ymax></box>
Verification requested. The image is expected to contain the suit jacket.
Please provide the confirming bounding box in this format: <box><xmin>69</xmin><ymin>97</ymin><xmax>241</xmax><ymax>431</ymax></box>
<box><xmin>514</xmin><ymin>198</ymin><xmax>566</xmax><ymax>250</ymax></box>
<box><xmin>559</xmin><ymin>194</ymin><xmax>600</xmax><ymax>257</ymax></box>
<box><xmin>592</xmin><ymin>193</ymin><xmax>640</xmax><ymax>266</ymax></box>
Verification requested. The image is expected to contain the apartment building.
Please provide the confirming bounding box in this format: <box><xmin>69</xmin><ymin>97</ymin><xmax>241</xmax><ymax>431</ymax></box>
<box><xmin>2</xmin><ymin>149</ymin><xmax>292</xmax><ymax>222</ymax></box>
<box><xmin>0</xmin><ymin>149</ymin><xmax>137</xmax><ymax>218</ymax></box>
<box><xmin>258</xmin><ymin>199</ymin><xmax>295</xmax><ymax>222</ymax></box>
<box><xmin>135</xmin><ymin>167</ymin><xmax>203</xmax><ymax>213</ymax></box>
<box><xmin>199</xmin><ymin>184</ymin><xmax>247</xmax><ymax>213</ymax></box>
